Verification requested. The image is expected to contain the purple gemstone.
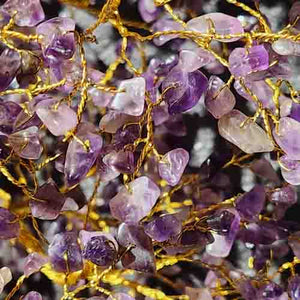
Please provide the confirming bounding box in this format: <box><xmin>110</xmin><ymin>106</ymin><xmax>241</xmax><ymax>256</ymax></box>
<box><xmin>64</xmin><ymin>125</ymin><xmax>103</xmax><ymax>186</ymax></box>
<box><xmin>2</xmin><ymin>0</ymin><xmax>45</xmax><ymax>27</ymax></box>
<box><xmin>103</xmin><ymin>150</ymin><xmax>135</xmax><ymax>174</ymax></box>
<box><xmin>109</xmin><ymin>176</ymin><xmax>160</xmax><ymax>224</ymax></box>
<box><xmin>178</xmin><ymin>48</ymin><xmax>215</xmax><ymax>72</ymax></box>
<box><xmin>288</xmin><ymin>276</ymin><xmax>300</xmax><ymax>300</ymax></box>
<box><xmin>162</xmin><ymin>67</ymin><xmax>208</xmax><ymax>114</ymax></box>
<box><xmin>273</xmin><ymin>117</ymin><xmax>300</xmax><ymax>160</ymax></box>
<box><xmin>109</xmin><ymin>77</ymin><xmax>145</xmax><ymax>116</ymax></box>
<box><xmin>279</xmin><ymin>155</ymin><xmax>300</xmax><ymax>185</ymax></box>
<box><xmin>152</xmin><ymin>19</ymin><xmax>184</xmax><ymax>46</ymax></box>
<box><xmin>138</xmin><ymin>0</ymin><xmax>162</xmax><ymax>23</ymax></box>
<box><xmin>144</xmin><ymin>214</ymin><xmax>182</xmax><ymax>242</ymax></box>
<box><xmin>0</xmin><ymin>207</ymin><xmax>19</xmax><ymax>239</ymax></box>
<box><xmin>269</xmin><ymin>185</ymin><xmax>297</xmax><ymax>210</ymax></box>
<box><xmin>229</xmin><ymin>45</ymin><xmax>269</xmax><ymax>77</ymax></box>
<box><xmin>8</xmin><ymin>126</ymin><xmax>43</xmax><ymax>160</ymax></box>
<box><xmin>0</xmin><ymin>101</ymin><xmax>22</xmax><ymax>134</ymax></box>
<box><xmin>256</xmin><ymin>282</ymin><xmax>287</xmax><ymax>300</ymax></box>
<box><xmin>37</xmin><ymin>17</ymin><xmax>75</xmax><ymax>63</ymax></box>
<box><xmin>250</xmin><ymin>158</ymin><xmax>280</xmax><ymax>184</ymax></box>
<box><xmin>158</xmin><ymin>148</ymin><xmax>189</xmax><ymax>186</ymax></box>
<box><xmin>206</xmin><ymin>210</ymin><xmax>235</xmax><ymax>235</ymax></box>
<box><xmin>117</xmin><ymin>223</ymin><xmax>155</xmax><ymax>273</ymax></box>
<box><xmin>187</xmin><ymin>13</ymin><xmax>244</xmax><ymax>43</ymax></box>
<box><xmin>206</xmin><ymin>208</ymin><xmax>240</xmax><ymax>257</ymax></box>
<box><xmin>48</xmin><ymin>232</ymin><xmax>83</xmax><ymax>273</ymax></box>
<box><xmin>23</xmin><ymin>291</ymin><xmax>43</xmax><ymax>300</ymax></box>
<box><xmin>236</xmin><ymin>185</ymin><xmax>265</xmax><ymax>222</ymax></box>
<box><xmin>0</xmin><ymin>49</ymin><xmax>21</xmax><ymax>91</ymax></box>
<box><xmin>238</xmin><ymin>280</ymin><xmax>257</xmax><ymax>300</ymax></box>
<box><xmin>24</xmin><ymin>253</ymin><xmax>48</xmax><ymax>277</ymax></box>
<box><xmin>30</xmin><ymin>180</ymin><xmax>66</xmax><ymax>220</ymax></box>
<box><xmin>113</xmin><ymin>124</ymin><xmax>140</xmax><ymax>150</ymax></box>
<box><xmin>35</xmin><ymin>99</ymin><xmax>77</xmax><ymax>137</ymax></box>
<box><xmin>218</xmin><ymin>109</ymin><xmax>274</xmax><ymax>153</ymax></box>
<box><xmin>205</xmin><ymin>76</ymin><xmax>236</xmax><ymax>119</ymax></box>
<box><xmin>82</xmin><ymin>235</ymin><xmax>116</xmax><ymax>266</ymax></box>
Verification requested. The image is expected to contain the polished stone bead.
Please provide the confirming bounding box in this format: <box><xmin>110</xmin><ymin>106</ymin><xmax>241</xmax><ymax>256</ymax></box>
<box><xmin>8</xmin><ymin>126</ymin><xmax>43</xmax><ymax>160</ymax></box>
<box><xmin>187</xmin><ymin>13</ymin><xmax>244</xmax><ymax>43</ymax></box>
<box><xmin>205</xmin><ymin>76</ymin><xmax>236</xmax><ymax>119</ymax></box>
<box><xmin>99</xmin><ymin>111</ymin><xmax>138</xmax><ymax>134</ymax></box>
<box><xmin>117</xmin><ymin>223</ymin><xmax>155</xmax><ymax>273</ymax></box>
<box><xmin>24</xmin><ymin>253</ymin><xmax>48</xmax><ymax>277</ymax></box>
<box><xmin>36</xmin><ymin>100</ymin><xmax>77</xmax><ymax>136</ymax></box>
<box><xmin>288</xmin><ymin>276</ymin><xmax>300</xmax><ymax>300</ymax></box>
<box><xmin>82</xmin><ymin>235</ymin><xmax>116</xmax><ymax>266</ymax></box>
<box><xmin>218</xmin><ymin>110</ymin><xmax>274</xmax><ymax>153</ymax></box>
<box><xmin>206</xmin><ymin>209</ymin><xmax>240</xmax><ymax>257</ymax></box>
<box><xmin>109</xmin><ymin>176</ymin><xmax>160</xmax><ymax>224</ymax></box>
<box><xmin>273</xmin><ymin>117</ymin><xmax>300</xmax><ymax>160</ymax></box>
<box><xmin>158</xmin><ymin>148</ymin><xmax>189</xmax><ymax>186</ymax></box>
<box><xmin>109</xmin><ymin>77</ymin><xmax>145</xmax><ymax>116</ymax></box>
<box><xmin>144</xmin><ymin>214</ymin><xmax>182</xmax><ymax>242</ymax></box>
<box><xmin>0</xmin><ymin>49</ymin><xmax>21</xmax><ymax>91</ymax></box>
<box><xmin>0</xmin><ymin>207</ymin><xmax>20</xmax><ymax>239</ymax></box>
<box><xmin>236</xmin><ymin>185</ymin><xmax>265</xmax><ymax>222</ymax></box>
<box><xmin>48</xmin><ymin>232</ymin><xmax>83</xmax><ymax>273</ymax></box>
<box><xmin>37</xmin><ymin>17</ymin><xmax>75</xmax><ymax>63</ymax></box>
<box><xmin>103</xmin><ymin>150</ymin><xmax>134</xmax><ymax>174</ymax></box>
<box><xmin>152</xmin><ymin>18</ymin><xmax>184</xmax><ymax>46</ymax></box>
<box><xmin>23</xmin><ymin>291</ymin><xmax>43</xmax><ymax>300</ymax></box>
<box><xmin>64</xmin><ymin>125</ymin><xmax>103</xmax><ymax>186</ymax></box>
<box><xmin>229</xmin><ymin>45</ymin><xmax>269</xmax><ymax>77</ymax></box>
<box><xmin>2</xmin><ymin>0</ymin><xmax>45</xmax><ymax>27</ymax></box>
<box><xmin>178</xmin><ymin>48</ymin><xmax>215</xmax><ymax>72</ymax></box>
<box><xmin>162</xmin><ymin>67</ymin><xmax>208</xmax><ymax>114</ymax></box>
<box><xmin>279</xmin><ymin>155</ymin><xmax>300</xmax><ymax>185</ymax></box>
<box><xmin>30</xmin><ymin>180</ymin><xmax>65</xmax><ymax>220</ymax></box>
<box><xmin>138</xmin><ymin>0</ymin><xmax>161</xmax><ymax>23</ymax></box>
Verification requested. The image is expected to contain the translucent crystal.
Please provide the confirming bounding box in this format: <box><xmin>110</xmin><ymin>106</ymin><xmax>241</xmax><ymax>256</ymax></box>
<box><xmin>0</xmin><ymin>49</ymin><xmax>21</xmax><ymax>91</ymax></box>
<box><xmin>218</xmin><ymin>110</ymin><xmax>274</xmax><ymax>154</ymax></box>
<box><xmin>109</xmin><ymin>77</ymin><xmax>146</xmax><ymax>116</ymax></box>
<box><xmin>109</xmin><ymin>176</ymin><xmax>160</xmax><ymax>224</ymax></box>
<box><xmin>162</xmin><ymin>67</ymin><xmax>208</xmax><ymax>114</ymax></box>
<box><xmin>229</xmin><ymin>45</ymin><xmax>269</xmax><ymax>77</ymax></box>
<box><xmin>36</xmin><ymin>100</ymin><xmax>77</xmax><ymax>137</ymax></box>
<box><xmin>30</xmin><ymin>180</ymin><xmax>65</xmax><ymax>220</ymax></box>
<box><xmin>273</xmin><ymin>117</ymin><xmax>300</xmax><ymax>160</ymax></box>
<box><xmin>138</xmin><ymin>0</ymin><xmax>161</xmax><ymax>23</ymax></box>
<box><xmin>24</xmin><ymin>253</ymin><xmax>48</xmax><ymax>277</ymax></box>
<box><xmin>0</xmin><ymin>207</ymin><xmax>19</xmax><ymax>239</ymax></box>
<box><xmin>23</xmin><ymin>291</ymin><xmax>43</xmax><ymax>300</ymax></box>
<box><xmin>8</xmin><ymin>126</ymin><xmax>43</xmax><ymax>160</ymax></box>
<box><xmin>2</xmin><ymin>0</ymin><xmax>45</xmax><ymax>27</ymax></box>
<box><xmin>144</xmin><ymin>214</ymin><xmax>182</xmax><ymax>242</ymax></box>
<box><xmin>279</xmin><ymin>155</ymin><xmax>300</xmax><ymax>185</ymax></box>
<box><xmin>48</xmin><ymin>232</ymin><xmax>83</xmax><ymax>273</ymax></box>
<box><xmin>158</xmin><ymin>148</ymin><xmax>189</xmax><ymax>186</ymax></box>
<box><xmin>117</xmin><ymin>223</ymin><xmax>155</xmax><ymax>273</ymax></box>
<box><xmin>187</xmin><ymin>13</ymin><xmax>244</xmax><ymax>43</ymax></box>
<box><xmin>37</xmin><ymin>17</ymin><xmax>75</xmax><ymax>63</ymax></box>
<box><xmin>205</xmin><ymin>76</ymin><xmax>236</xmax><ymax>119</ymax></box>
<box><xmin>288</xmin><ymin>275</ymin><xmax>300</xmax><ymax>300</ymax></box>
<box><xmin>103</xmin><ymin>150</ymin><xmax>134</xmax><ymax>174</ymax></box>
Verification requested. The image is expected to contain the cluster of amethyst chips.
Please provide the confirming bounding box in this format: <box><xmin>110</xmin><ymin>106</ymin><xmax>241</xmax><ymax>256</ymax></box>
<box><xmin>1</xmin><ymin>0</ymin><xmax>300</xmax><ymax>299</ymax></box>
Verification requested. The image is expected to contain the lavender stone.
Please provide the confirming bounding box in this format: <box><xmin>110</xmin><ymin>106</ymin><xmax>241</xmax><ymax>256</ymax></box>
<box><xmin>0</xmin><ymin>207</ymin><xmax>19</xmax><ymax>239</ymax></box>
<box><xmin>24</xmin><ymin>253</ymin><xmax>48</xmax><ymax>277</ymax></box>
<box><xmin>23</xmin><ymin>291</ymin><xmax>43</xmax><ymax>300</ymax></box>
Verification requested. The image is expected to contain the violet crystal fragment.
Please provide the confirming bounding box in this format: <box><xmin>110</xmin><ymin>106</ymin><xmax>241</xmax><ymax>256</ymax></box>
<box><xmin>117</xmin><ymin>223</ymin><xmax>155</xmax><ymax>273</ymax></box>
<box><xmin>288</xmin><ymin>276</ymin><xmax>300</xmax><ymax>300</ymax></box>
<box><xmin>0</xmin><ymin>207</ymin><xmax>19</xmax><ymax>239</ymax></box>
<box><xmin>48</xmin><ymin>232</ymin><xmax>83</xmax><ymax>273</ymax></box>
<box><xmin>162</xmin><ymin>66</ymin><xmax>208</xmax><ymax>114</ymax></box>
<box><xmin>24</xmin><ymin>253</ymin><xmax>48</xmax><ymax>277</ymax></box>
<box><xmin>23</xmin><ymin>291</ymin><xmax>43</xmax><ymax>300</ymax></box>
<box><xmin>158</xmin><ymin>148</ymin><xmax>189</xmax><ymax>186</ymax></box>
<box><xmin>109</xmin><ymin>176</ymin><xmax>160</xmax><ymax>224</ymax></box>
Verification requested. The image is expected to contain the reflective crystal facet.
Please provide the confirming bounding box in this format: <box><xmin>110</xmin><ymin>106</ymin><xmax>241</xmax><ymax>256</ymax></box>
<box><xmin>158</xmin><ymin>148</ymin><xmax>189</xmax><ymax>186</ymax></box>
<box><xmin>109</xmin><ymin>77</ymin><xmax>146</xmax><ymax>116</ymax></box>
<box><xmin>205</xmin><ymin>76</ymin><xmax>236</xmax><ymax>119</ymax></box>
<box><xmin>109</xmin><ymin>176</ymin><xmax>160</xmax><ymax>224</ymax></box>
<box><xmin>48</xmin><ymin>232</ymin><xmax>83</xmax><ymax>273</ymax></box>
<box><xmin>218</xmin><ymin>110</ymin><xmax>274</xmax><ymax>153</ymax></box>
